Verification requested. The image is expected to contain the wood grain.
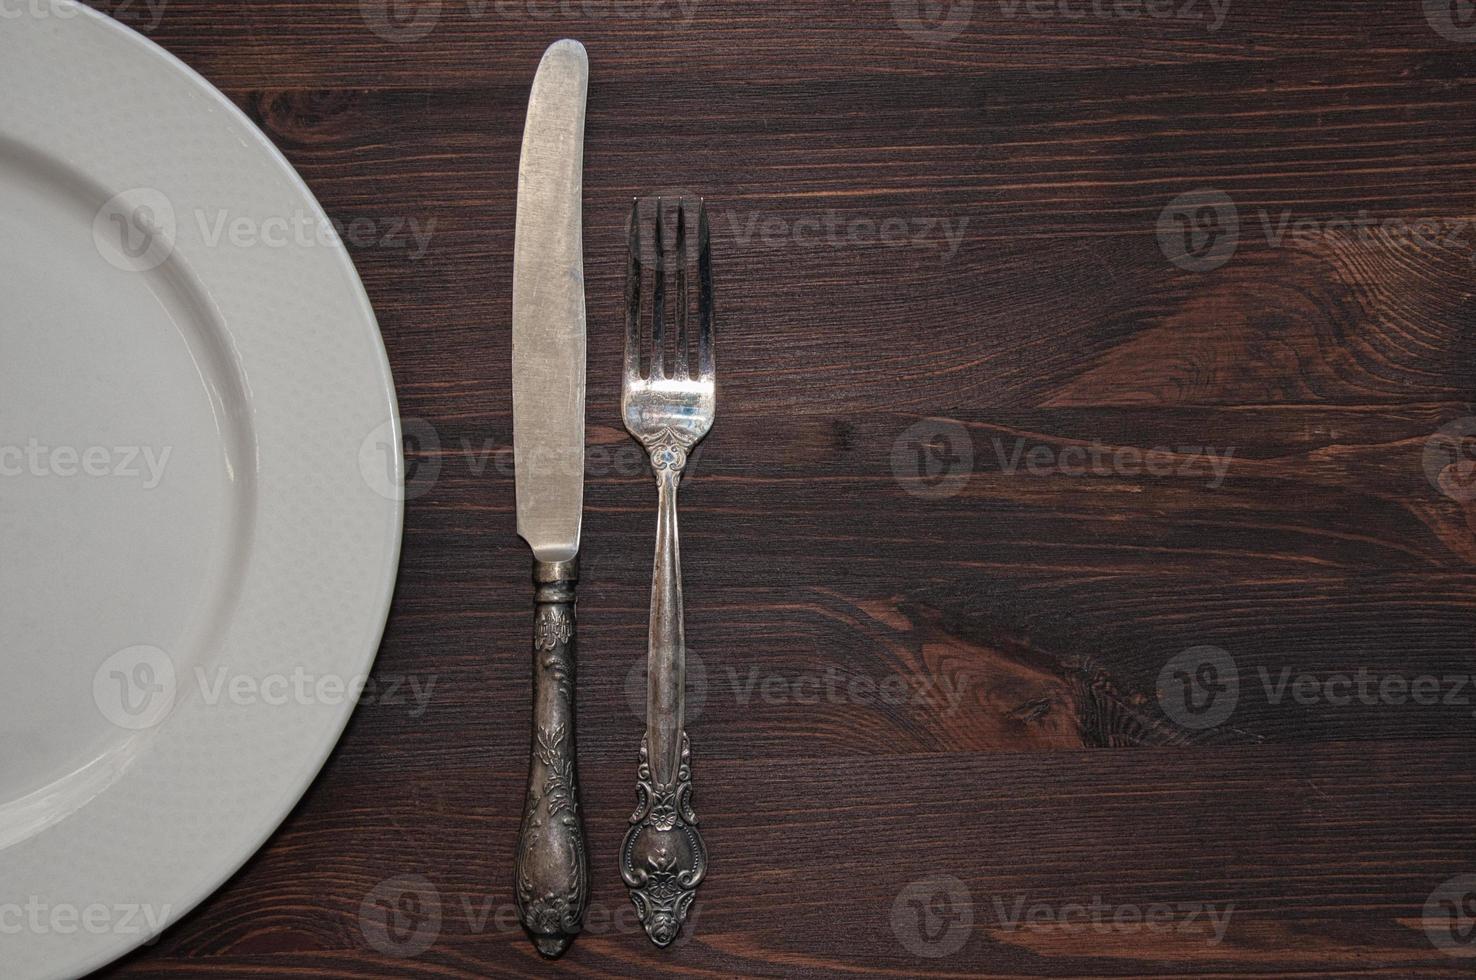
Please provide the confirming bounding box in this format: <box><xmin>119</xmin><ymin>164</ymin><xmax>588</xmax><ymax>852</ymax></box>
<box><xmin>88</xmin><ymin>0</ymin><xmax>1476</xmax><ymax>975</ymax></box>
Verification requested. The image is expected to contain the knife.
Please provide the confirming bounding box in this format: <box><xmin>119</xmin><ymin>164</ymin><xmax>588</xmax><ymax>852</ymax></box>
<box><xmin>511</xmin><ymin>37</ymin><xmax>589</xmax><ymax>959</ymax></box>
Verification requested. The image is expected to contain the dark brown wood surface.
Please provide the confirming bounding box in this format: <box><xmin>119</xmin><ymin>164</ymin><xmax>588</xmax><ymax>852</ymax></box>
<box><xmin>89</xmin><ymin>0</ymin><xmax>1476</xmax><ymax>975</ymax></box>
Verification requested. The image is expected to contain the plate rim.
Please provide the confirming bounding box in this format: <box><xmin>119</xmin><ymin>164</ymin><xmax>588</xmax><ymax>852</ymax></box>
<box><xmin>0</xmin><ymin>3</ymin><xmax>404</xmax><ymax>976</ymax></box>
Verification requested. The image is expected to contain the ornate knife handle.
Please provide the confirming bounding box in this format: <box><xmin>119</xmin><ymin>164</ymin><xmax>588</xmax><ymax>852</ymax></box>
<box><xmin>621</xmin><ymin>456</ymin><xmax>708</xmax><ymax>947</ymax></box>
<box><xmin>514</xmin><ymin>557</ymin><xmax>588</xmax><ymax>957</ymax></box>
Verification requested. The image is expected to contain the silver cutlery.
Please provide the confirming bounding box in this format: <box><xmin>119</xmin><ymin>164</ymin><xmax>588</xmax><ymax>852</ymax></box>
<box><xmin>619</xmin><ymin>197</ymin><xmax>714</xmax><ymax>947</ymax></box>
<box><xmin>511</xmin><ymin>38</ymin><xmax>590</xmax><ymax>958</ymax></box>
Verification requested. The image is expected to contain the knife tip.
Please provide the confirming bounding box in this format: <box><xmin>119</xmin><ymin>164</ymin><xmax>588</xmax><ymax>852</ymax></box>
<box><xmin>542</xmin><ymin>37</ymin><xmax>588</xmax><ymax>68</ymax></box>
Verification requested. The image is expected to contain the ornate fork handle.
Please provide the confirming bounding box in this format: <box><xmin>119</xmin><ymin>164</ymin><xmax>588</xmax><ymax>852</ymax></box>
<box><xmin>620</xmin><ymin>197</ymin><xmax>715</xmax><ymax>947</ymax></box>
<box><xmin>620</xmin><ymin>433</ymin><xmax>708</xmax><ymax>946</ymax></box>
<box><xmin>515</xmin><ymin>558</ymin><xmax>588</xmax><ymax>957</ymax></box>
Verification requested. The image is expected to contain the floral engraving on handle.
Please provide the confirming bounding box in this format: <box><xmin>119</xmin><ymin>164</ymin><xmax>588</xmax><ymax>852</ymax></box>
<box><xmin>534</xmin><ymin>605</ymin><xmax>573</xmax><ymax>650</ymax></box>
<box><xmin>516</xmin><ymin>723</ymin><xmax>586</xmax><ymax>943</ymax></box>
<box><xmin>515</xmin><ymin>590</ymin><xmax>586</xmax><ymax>957</ymax></box>
<box><xmin>620</xmin><ymin>732</ymin><xmax>707</xmax><ymax>946</ymax></box>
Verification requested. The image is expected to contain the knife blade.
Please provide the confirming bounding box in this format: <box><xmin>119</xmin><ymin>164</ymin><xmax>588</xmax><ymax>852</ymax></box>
<box><xmin>510</xmin><ymin>37</ymin><xmax>590</xmax><ymax>960</ymax></box>
<box><xmin>513</xmin><ymin>37</ymin><xmax>587</xmax><ymax>561</ymax></box>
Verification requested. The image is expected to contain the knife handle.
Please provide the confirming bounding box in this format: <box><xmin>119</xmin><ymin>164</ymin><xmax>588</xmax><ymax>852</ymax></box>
<box><xmin>514</xmin><ymin>557</ymin><xmax>588</xmax><ymax>957</ymax></box>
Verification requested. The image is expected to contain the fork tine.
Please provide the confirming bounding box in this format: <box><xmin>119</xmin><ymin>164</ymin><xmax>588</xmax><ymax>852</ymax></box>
<box><xmin>696</xmin><ymin>198</ymin><xmax>715</xmax><ymax>378</ymax></box>
<box><xmin>651</xmin><ymin>197</ymin><xmax>666</xmax><ymax>379</ymax></box>
<box><xmin>674</xmin><ymin>199</ymin><xmax>689</xmax><ymax>379</ymax></box>
<box><xmin>624</xmin><ymin>198</ymin><xmax>642</xmax><ymax>381</ymax></box>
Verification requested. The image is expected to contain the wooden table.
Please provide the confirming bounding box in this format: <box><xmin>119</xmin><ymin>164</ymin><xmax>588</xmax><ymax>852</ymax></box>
<box><xmin>95</xmin><ymin>0</ymin><xmax>1476</xmax><ymax>975</ymax></box>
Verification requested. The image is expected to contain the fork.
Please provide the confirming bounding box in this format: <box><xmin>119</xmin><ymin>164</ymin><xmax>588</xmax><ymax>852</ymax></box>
<box><xmin>618</xmin><ymin>197</ymin><xmax>713</xmax><ymax>947</ymax></box>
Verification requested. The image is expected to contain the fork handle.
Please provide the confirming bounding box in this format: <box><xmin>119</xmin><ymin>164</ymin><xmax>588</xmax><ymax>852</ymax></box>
<box><xmin>514</xmin><ymin>557</ymin><xmax>588</xmax><ymax>957</ymax></box>
<box><xmin>621</xmin><ymin>463</ymin><xmax>707</xmax><ymax>947</ymax></box>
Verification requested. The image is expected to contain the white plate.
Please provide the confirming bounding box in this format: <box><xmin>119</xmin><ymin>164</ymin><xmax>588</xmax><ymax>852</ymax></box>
<box><xmin>0</xmin><ymin>4</ymin><xmax>403</xmax><ymax>977</ymax></box>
